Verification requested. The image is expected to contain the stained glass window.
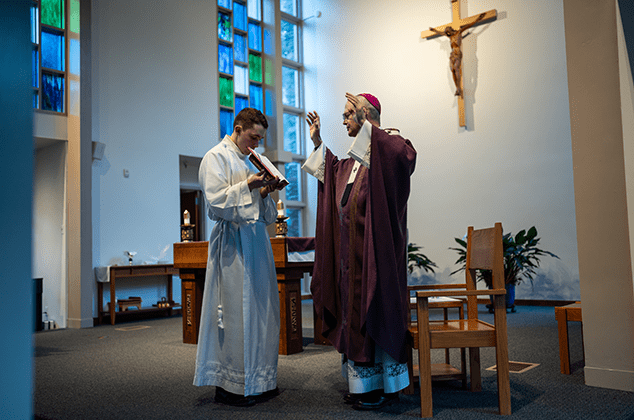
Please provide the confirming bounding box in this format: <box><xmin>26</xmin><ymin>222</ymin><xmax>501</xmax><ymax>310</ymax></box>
<box><xmin>42</xmin><ymin>29</ymin><xmax>65</xmax><ymax>71</ymax></box>
<box><xmin>248</xmin><ymin>22</ymin><xmax>262</xmax><ymax>51</ymax></box>
<box><xmin>247</xmin><ymin>0</ymin><xmax>261</xmax><ymax>20</ymax></box>
<box><xmin>42</xmin><ymin>0</ymin><xmax>64</xmax><ymax>29</ymax></box>
<box><xmin>234</xmin><ymin>34</ymin><xmax>247</xmax><ymax>62</ymax></box>
<box><xmin>31</xmin><ymin>6</ymin><xmax>39</xmax><ymax>43</ymax></box>
<box><xmin>218</xmin><ymin>0</ymin><xmax>231</xmax><ymax>9</ymax></box>
<box><xmin>234</xmin><ymin>2</ymin><xmax>246</xmax><ymax>31</ymax></box>
<box><xmin>32</xmin><ymin>50</ymin><xmax>39</xmax><ymax>88</ymax></box>
<box><xmin>282</xmin><ymin>66</ymin><xmax>298</xmax><ymax>107</ymax></box>
<box><xmin>284</xmin><ymin>162</ymin><xmax>301</xmax><ymax>201</ymax></box>
<box><xmin>42</xmin><ymin>73</ymin><xmax>64</xmax><ymax>112</ymax></box>
<box><xmin>280</xmin><ymin>0</ymin><xmax>297</xmax><ymax>17</ymax></box>
<box><xmin>283</xmin><ymin>113</ymin><xmax>300</xmax><ymax>154</ymax></box>
<box><xmin>234</xmin><ymin>65</ymin><xmax>248</xmax><ymax>95</ymax></box>
<box><xmin>286</xmin><ymin>207</ymin><xmax>301</xmax><ymax>238</ymax></box>
<box><xmin>220</xmin><ymin>109</ymin><xmax>233</xmax><ymax>138</ymax></box>
<box><xmin>249</xmin><ymin>53</ymin><xmax>262</xmax><ymax>83</ymax></box>
<box><xmin>219</xmin><ymin>76</ymin><xmax>234</xmax><ymax>108</ymax></box>
<box><xmin>218</xmin><ymin>44</ymin><xmax>233</xmax><ymax>74</ymax></box>
<box><xmin>235</xmin><ymin>96</ymin><xmax>248</xmax><ymax>115</ymax></box>
<box><xmin>250</xmin><ymin>84</ymin><xmax>263</xmax><ymax>112</ymax></box>
<box><xmin>265</xmin><ymin>88</ymin><xmax>274</xmax><ymax>117</ymax></box>
<box><xmin>218</xmin><ymin>12</ymin><xmax>232</xmax><ymax>42</ymax></box>
<box><xmin>265</xmin><ymin>58</ymin><xmax>274</xmax><ymax>85</ymax></box>
<box><xmin>281</xmin><ymin>20</ymin><xmax>297</xmax><ymax>61</ymax></box>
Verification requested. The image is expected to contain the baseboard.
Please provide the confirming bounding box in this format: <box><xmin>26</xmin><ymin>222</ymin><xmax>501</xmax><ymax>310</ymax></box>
<box><xmin>585</xmin><ymin>366</ymin><xmax>634</xmax><ymax>392</ymax></box>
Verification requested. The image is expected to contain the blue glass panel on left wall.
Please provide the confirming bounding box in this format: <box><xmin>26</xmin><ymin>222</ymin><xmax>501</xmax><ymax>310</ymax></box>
<box><xmin>234</xmin><ymin>34</ymin><xmax>247</xmax><ymax>62</ymax></box>
<box><xmin>32</xmin><ymin>50</ymin><xmax>39</xmax><ymax>87</ymax></box>
<box><xmin>42</xmin><ymin>72</ymin><xmax>64</xmax><ymax>112</ymax></box>
<box><xmin>218</xmin><ymin>44</ymin><xmax>233</xmax><ymax>75</ymax></box>
<box><xmin>218</xmin><ymin>0</ymin><xmax>231</xmax><ymax>9</ymax></box>
<box><xmin>235</xmin><ymin>96</ymin><xmax>248</xmax><ymax>115</ymax></box>
<box><xmin>218</xmin><ymin>12</ymin><xmax>232</xmax><ymax>42</ymax></box>
<box><xmin>234</xmin><ymin>1</ymin><xmax>247</xmax><ymax>31</ymax></box>
<box><xmin>220</xmin><ymin>110</ymin><xmax>234</xmax><ymax>139</ymax></box>
<box><xmin>31</xmin><ymin>5</ymin><xmax>39</xmax><ymax>43</ymax></box>
<box><xmin>248</xmin><ymin>22</ymin><xmax>261</xmax><ymax>51</ymax></box>
<box><xmin>41</xmin><ymin>29</ymin><xmax>64</xmax><ymax>71</ymax></box>
<box><xmin>249</xmin><ymin>84</ymin><xmax>263</xmax><ymax>112</ymax></box>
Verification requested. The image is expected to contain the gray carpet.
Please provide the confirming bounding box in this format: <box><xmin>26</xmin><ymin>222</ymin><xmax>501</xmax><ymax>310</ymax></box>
<box><xmin>34</xmin><ymin>302</ymin><xmax>634</xmax><ymax>419</ymax></box>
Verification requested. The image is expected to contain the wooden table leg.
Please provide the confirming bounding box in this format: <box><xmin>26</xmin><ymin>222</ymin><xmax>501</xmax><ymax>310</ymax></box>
<box><xmin>555</xmin><ymin>306</ymin><xmax>571</xmax><ymax>374</ymax></box>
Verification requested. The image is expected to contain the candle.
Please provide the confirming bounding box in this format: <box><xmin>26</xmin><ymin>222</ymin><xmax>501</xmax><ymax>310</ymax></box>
<box><xmin>184</xmin><ymin>210</ymin><xmax>190</xmax><ymax>225</ymax></box>
<box><xmin>277</xmin><ymin>199</ymin><xmax>285</xmax><ymax>217</ymax></box>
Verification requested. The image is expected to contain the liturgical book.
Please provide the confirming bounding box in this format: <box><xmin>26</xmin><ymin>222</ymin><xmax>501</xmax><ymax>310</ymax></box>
<box><xmin>248</xmin><ymin>147</ymin><xmax>290</xmax><ymax>189</ymax></box>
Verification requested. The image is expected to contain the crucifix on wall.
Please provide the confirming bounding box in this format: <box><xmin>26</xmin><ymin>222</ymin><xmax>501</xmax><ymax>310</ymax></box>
<box><xmin>422</xmin><ymin>0</ymin><xmax>497</xmax><ymax>127</ymax></box>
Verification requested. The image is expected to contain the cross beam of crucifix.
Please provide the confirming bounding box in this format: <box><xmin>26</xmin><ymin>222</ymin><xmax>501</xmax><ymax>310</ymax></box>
<box><xmin>422</xmin><ymin>1</ymin><xmax>497</xmax><ymax>127</ymax></box>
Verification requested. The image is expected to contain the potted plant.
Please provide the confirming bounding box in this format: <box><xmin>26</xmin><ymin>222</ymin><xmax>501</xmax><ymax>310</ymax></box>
<box><xmin>408</xmin><ymin>243</ymin><xmax>438</xmax><ymax>274</ymax></box>
<box><xmin>449</xmin><ymin>226</ymin><xmax>559</xmax><ymax>312</ymax></box>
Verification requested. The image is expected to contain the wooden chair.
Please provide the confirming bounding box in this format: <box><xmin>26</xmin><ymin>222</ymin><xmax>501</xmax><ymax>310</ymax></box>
<box><xmin>405</xmin><ymin>286</ymin><xmax>467</xmax><ymax>395</ymax></box>
<box><xmin>412</xmin><ymin>223</ymin><xmax>511</xmax><ymax>417</ymax></box>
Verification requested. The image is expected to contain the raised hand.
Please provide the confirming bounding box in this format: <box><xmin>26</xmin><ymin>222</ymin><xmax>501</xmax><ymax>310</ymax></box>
<box><xmin>306</xmin><ymin>111</ymin><xmax>322</xmax><ymax>148</ymax></box>
<box><xmin>345</xmin><ymin>92</ymin><xmax>360</xmax><ymax>109</ymax></box>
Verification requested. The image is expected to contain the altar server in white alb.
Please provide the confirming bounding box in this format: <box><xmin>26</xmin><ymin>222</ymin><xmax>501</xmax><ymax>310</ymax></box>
<box><xmin>194</xmin><ymin>107</ymin><xmax>284</xmax><ymax>407</ymax></box>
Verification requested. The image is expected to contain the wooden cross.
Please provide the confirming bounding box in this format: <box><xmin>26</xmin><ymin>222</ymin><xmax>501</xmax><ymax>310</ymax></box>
<box><xmin>422</xmin><ymin>1</ymin><xmax>497</xmax><ymax>127</ymax></box>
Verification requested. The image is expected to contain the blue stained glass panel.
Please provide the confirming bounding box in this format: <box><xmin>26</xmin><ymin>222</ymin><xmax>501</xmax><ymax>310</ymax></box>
<box><xmin>249</xmin><ymin>84</ymin><xmax>263</xmax><ymax>112</ymax></box>
<box><xmin>41</xmin><ymin>29</ymin><xmax>65</xmax><ymax>71</ymax></box>
<box><xmin>265</xmin><ymin>88</ymin><xmax>274</xmax><ymax>116</ymax></box>
<box><xmin>284</xmin><ymin>162</ymin><xmax>301</xmax><ymax>201</ymax></box>
<box><xmin>264</xmin><ymin>27</ymin><xmax>273</xmax><ymax>55</ymax></box>
<box><xmin>33</xmin><ymin>92</ymin><xmax>39</xmax><ymax>109</ymax></box>
<box><xmin>42</xmin><ymin>72</ymin><xmax>64</xmax><ymax>112</ymax></box>
<box><xmin>248</xmin><ymin>22</ymin><xmax>261</xmax><ymax>51</ymax></box>
<box><xmin>220</xmin><ymin>110</ymin><xmax>233</xmax><ymax>139</ymax></box>
<box><xmin>218</xmin><ymin>12</ymin><xmax>232</xmax><ymax>42</ymax></box>
<box><xmin>281</xmin><ymin>20</ymin><xmax>297</xmax><ymax>61</ymax></box>
<box><xmin>247</xmin><ymin>0</ymin><xmax>261</xmax><ymax>20</ymax></box>
<box><xmin>32</xmin><ymin>50</ymin><xmax>39</xmax><ymax>87</ymax></box>
<box><xmin>283</xmin><ymin>113</ymin><xmax>300</xmax><ymax>154</ymax></box>
<box><xmin>218</xmin><ymin>44</ymin><xmax>233</xmax><ymax>74</ymax></box>
<box><xmin>31</xmin><ymin>6</ymin><xmax>39</xmax><ymax>43</ymax></box>
<box><xmin>234</xmin><ymin>65</ymin><xmax>248</xmax><ymax>95</ymax></box>
<box><xmin>235</xmin><ymin>96</ymin><xmax>248</xmax><ymax>115</ymax></box>
<box><xmin>218</xmin><ymin>0</ymin><xmax>231</xmax><ymax>9</ymax></box>
<box><xmin>282</xmin><ymin>66</ymin><xmax>298</xmax><ymax>107</ymax></box>
<box><xmin>286</xmin><ymin>207</ymin><xmax>301</xmax><ymax>237</ymax></box>
<box><xmin>234</xmin><ymin>2</ymin><xmax>247</xmax><ymax>31</ymax></box>
<box><xmin>281</xmin><ymin>0</ymin><xmax>297</xmax><ymax>16</ymax></box>
<box><xmin>234</xmin><ymin>34</ymin><xmax>247</xmax><ymax>62</ymax></box>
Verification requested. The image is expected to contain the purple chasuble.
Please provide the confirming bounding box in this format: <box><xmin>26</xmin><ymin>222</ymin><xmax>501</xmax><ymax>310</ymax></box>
<box><xmin>312</xmin><ymin>125</ymin><xmax>416</xmax><ymax>364</ymax></box>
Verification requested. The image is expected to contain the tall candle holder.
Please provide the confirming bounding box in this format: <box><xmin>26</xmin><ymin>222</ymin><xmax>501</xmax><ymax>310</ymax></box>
<box><xmin>275</xmin><ymin>199</ymin><xmax>288</xmax><ymax>237</ymax></box>
<box><xmin>181</xmin><ymin>210</ymin><xmax>195</xmax><ymax>242</ymax></box>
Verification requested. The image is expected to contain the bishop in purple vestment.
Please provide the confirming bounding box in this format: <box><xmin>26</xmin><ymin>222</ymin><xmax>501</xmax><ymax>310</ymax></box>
<box><xmin>303</xmin><ymin>93</ymin><xmax>416</xmax><ymax>410</ymax></box>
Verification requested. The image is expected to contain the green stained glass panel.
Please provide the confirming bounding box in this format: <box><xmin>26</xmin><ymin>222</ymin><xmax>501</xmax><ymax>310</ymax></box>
<box><xmin>286</xmin><ymin>207</ymin><xmax>301</xmax><ymax>237</ymax></box>
<box><xmin>234</xmin><ymin>34</ymin><xmax>247</xmax><ymax>62</ymax></box>
<box><xmin>248</xmin><ymin>22</ymin><xmax>262</xmax><ymax>51</ymax></box>
<box><xmin>234</xmin><ymin>2</ymin><xmax>247</xmax><ymax>31</ymax></box>
<box><xmin>42</xmin><ymin>0</ymin><xmax>64</xmax><ymax>29</ymax></box>
<box><xmin>218</xmin><ymin>44</ymin><xmax>233</xmax><ymax>74</ymax></box>
<box><xmin>219</xmin><ymin>76</ymin><xmax>234</xmax><ymax>107</ymax></box>
<box><xmin>234</xmin><ymin>65</ymin><xmax>248</xmax><ymax>95</ymax></box>
<box><xmin>282</xmin><ymin>66</ymin><xmax>298</xmax><ymax>107</ymax></box>
<box><xmin>42</xmin><ymin>29</ymin><xmax>65</xmax><ymax>71</ymax></box>
<box><xmin>70</xmin><ymin>0</ymin><xmax>80</xmax><ymax>33</ymax></box>
<box><xmin>265</xmin><ymin>59</ymin><xmax>274</xmax><ymax>85</ymax></box>
<box><xmin>281</xmin><ymin>20</ymin><xmax>297</xmax><ymax>61</ymax></box>
<box><xmin>283</xmin><ymin>113</ymin><xmax>300</xmax><ymax>154</ymax></box>
<box><xmin>249</xmin><ymin>53</ymin><xmax>262</xmax><ymax>83</ymax></box>
<box><xmin>218</xmin><ymin>12</ymin><xmax>232</xmax><ymax>42</ymax></box>
<box><xmin>42</xmin><ymin>72</ymin><xmax>64</xmax><ymax>112</ymax></box>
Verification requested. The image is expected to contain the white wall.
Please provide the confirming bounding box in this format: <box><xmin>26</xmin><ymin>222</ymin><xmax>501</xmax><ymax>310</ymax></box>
<box><xmin>303</xmin><ymin>0</ymin><xmax>579</xmax><ymax>300</ymax></box>
<box><xmin>90</xmin><ymin>0</ymin><xmax>218</xmax><ymax>313</ymax></box>
<box><xmin>33</xmin><ymin>142</ymin><xmax>67</xmax><ymax>328</ymax></box>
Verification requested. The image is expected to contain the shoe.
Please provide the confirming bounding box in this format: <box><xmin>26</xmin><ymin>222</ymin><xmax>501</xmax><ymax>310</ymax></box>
<box><xmin>343</xmin><ymin>392</ymin><xmax>362</xmax><ymax>404</ymax></box>
<box><xmin>214</xmin><ymin>387</ymin><xmax>256</xmax><ymax>407</ymax></box>
<box><xmin>352</xmin><ymin>392</ymin><xmax>399</xmax><ymax>411</ymax></box>
<box><xmin>254</xmin><ymin>387</ymin><xmax>280</xmax><ymax>403</ymax></box>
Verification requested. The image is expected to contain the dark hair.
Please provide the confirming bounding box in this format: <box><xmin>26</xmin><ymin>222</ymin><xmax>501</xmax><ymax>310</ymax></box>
<box><xmin>233</xmin><ymin>108</ymin><xmax>268</xmax><ymax>131</ymax></box>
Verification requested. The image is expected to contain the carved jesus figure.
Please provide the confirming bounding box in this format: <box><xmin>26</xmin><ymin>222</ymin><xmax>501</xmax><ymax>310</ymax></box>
<box><xmin>430</xmin><ymin>12</ymin><xmax>485</xmax><ymax>97</ymax></box>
